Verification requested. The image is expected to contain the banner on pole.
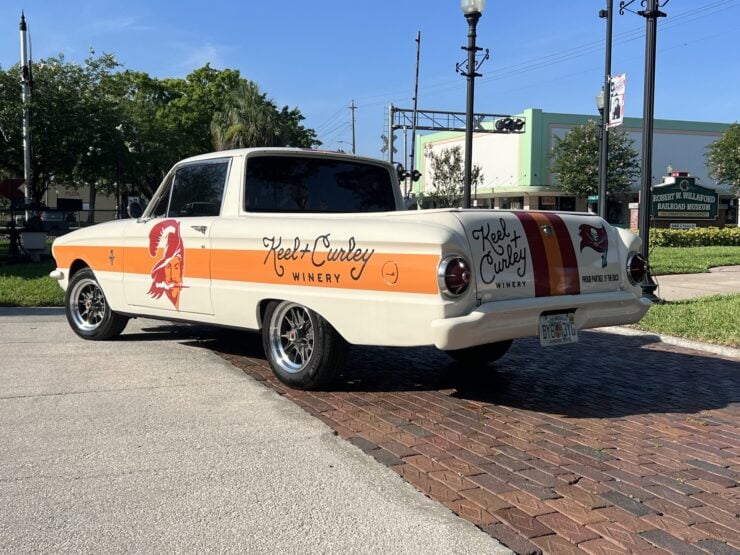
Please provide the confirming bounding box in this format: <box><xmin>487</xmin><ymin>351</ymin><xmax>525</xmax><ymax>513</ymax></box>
<box><xmin>608</xmin><ymin>73</ymin><xmax>626</xmax><ymax>128</ymax></box>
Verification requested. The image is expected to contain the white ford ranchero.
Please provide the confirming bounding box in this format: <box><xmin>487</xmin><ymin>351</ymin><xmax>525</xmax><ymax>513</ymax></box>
<box><xmin>52</xmin><ymin>148</ymin><xmax>651</xmax><ymax>389</ymax></box>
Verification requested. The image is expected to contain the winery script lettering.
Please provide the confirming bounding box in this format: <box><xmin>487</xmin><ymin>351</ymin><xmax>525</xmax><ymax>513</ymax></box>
<box><xmin>471</xmin><ymin>219</ymin><xmax>527</xmax><ymax>284</ymax></box>
<box><xmin>263</xmin><ymin>234</ymin><xmax>375</xmax><ymax>284</ymax></box>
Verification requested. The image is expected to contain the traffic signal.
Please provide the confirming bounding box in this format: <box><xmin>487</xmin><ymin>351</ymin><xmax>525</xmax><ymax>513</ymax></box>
<box><xmin>494</xmin><ymin>117</ymin><xmax>525</xmax><ymax>132</ymax></box>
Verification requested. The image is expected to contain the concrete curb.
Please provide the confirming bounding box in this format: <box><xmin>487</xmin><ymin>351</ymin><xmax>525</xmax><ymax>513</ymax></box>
<box><xmin>597</xmin><ymin>326</ymin><xmax>740</xmax><ymax>361</ymax></box>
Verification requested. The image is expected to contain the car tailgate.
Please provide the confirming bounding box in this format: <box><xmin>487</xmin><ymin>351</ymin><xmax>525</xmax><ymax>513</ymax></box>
<box><xmin>453</xmin><ymin>210</ymin><xmax>625</xmax><ymax>303</ymax></box>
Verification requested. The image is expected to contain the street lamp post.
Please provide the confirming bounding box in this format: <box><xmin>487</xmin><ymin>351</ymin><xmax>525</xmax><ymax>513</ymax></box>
<box><xmin>595</xmin><ymin>90</ymin><xmax>606</xmax><ymax>216</ymax></box>
<box><xmin>619</xmin><ymin>0</ymin><xmax>666</xmax><ymax>298</ymax></box>
<box><xmin>597</xmin><ymin>0</ymin><xmax>613</xmax><ymax>220</ymax></box>
<box><xmin>460</xmin><ymin>0</ymin><xmax>485</xmax><ymax>209</ymax></box>
<box><xmin>637</xmin><ymin>0</ymin><xmax>664</xmax><ymax>298</ymax></box>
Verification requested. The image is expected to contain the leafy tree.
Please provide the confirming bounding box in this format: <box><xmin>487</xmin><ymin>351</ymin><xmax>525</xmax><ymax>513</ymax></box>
<box><xmin>424</xmin><ymin>146</ymin><xmax>483</xmax><ymax>208</ymax></box>
<box><xmin>0</xmin><ymin>67</ymin><xmax>23</xmax><ymax>180</ymax></box>
<box><xmin>68</xmin><ymin>52</ymin><xmax>128</xmax><ymax>221</ymax></box>
<box><xmin>0</xmin><ymin>57</ymin><xmax>319</xmax><ymax>205</ymax></box>
<box><xmin>550</xmin><ymin>119</ymin><xmax>639</xmax><ymax>197</ymax></box>
<box><xmin>278</xmin><ymin>105</ymin><xmax>320</xmax><ymax>148</ymax></box>
<box><xmin>118</xmin><ymin>65</ymin><xmax>319</xmax><ymax>196</ymax></box>
<box><xmin>0</xmin><ymin>52</ymin><xmax>124</xmax><ymax>211</ymax></box>
<box><xmin>706</xmin><ymin>122</ymin><xmax>740</xmax><ymax>195</ymax></box>
<box><xmin>111</xmin><ymin>70</ymin><xmax>189</xmax><ymax>198</ymax></box>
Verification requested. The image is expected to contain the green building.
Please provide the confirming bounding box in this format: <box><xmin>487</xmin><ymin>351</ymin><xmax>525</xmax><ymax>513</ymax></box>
<box><xmin>414</xmin><ymin>108</ymin><xmax>732</xmax><ymax>226</ymax></box>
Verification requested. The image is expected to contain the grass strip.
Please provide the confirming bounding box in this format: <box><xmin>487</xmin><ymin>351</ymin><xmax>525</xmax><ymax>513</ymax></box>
<box><xmin>632</xmin><ymin>294</ymin><xmax>740</xmax><ymax>347</ymax></box>
<box><xmin>649</xmin><ymin>246</ymin><xmax>740</xmax><ymax>275</ymax></box>
<box><xmin>0</xmin><ymin>261</ymin><xmax>64</xmax><ymax>307</ymax></box>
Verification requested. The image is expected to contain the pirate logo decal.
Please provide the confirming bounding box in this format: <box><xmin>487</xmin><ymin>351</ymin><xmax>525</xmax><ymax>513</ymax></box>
<box><xmin>148</xmin><ymin>219</ymin><xmax>185</xmax><ymax>309</ymax></box>
<box><xmin>578</xmin><ymin>224</ymin><xmax>608</xmax><ymax>268</ymax></box>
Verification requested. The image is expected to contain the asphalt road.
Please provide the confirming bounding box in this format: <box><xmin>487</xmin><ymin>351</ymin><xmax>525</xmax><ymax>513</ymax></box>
<box><xmin>0</xmin><ymin>308</ymin><xmax>510</xmax><ymax>554</ymax></box>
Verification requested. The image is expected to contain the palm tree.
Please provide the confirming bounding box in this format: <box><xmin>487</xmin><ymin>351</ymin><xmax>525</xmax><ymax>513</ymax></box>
<box><xmin>210</xmin><ymin>81</ymin><xmax>284</xmax><ymax>150</ymax></box>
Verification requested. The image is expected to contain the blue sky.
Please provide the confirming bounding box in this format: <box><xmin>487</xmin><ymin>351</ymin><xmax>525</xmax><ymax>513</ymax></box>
<box><xmin>1</xmin><ymin>0</ymin><xmax>738</xmax><ymax>162</ymax></box>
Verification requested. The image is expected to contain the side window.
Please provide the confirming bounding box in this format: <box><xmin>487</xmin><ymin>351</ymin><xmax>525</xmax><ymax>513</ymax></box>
<box><xmin>149</xmin><ymin>174</ymin><xmax>174</xmax><ymax>219</ymax></box>
<box><xmin>168</xmin><ymin>160</ymin><xmax>229</xmax><ymax>217</ymax></box>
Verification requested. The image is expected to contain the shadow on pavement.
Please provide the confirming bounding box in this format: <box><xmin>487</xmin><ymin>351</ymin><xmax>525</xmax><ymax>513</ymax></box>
<box><xmin>131</xmin><ymin>323</ymin><xmax>739</xmax><ymax>419</ymax></box>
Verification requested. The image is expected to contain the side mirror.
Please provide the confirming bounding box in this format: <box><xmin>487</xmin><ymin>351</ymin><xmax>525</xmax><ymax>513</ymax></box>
<box><xmin>127</xmin><ymin>202</ymin><xmax>143</xmax><ymax>219</ymax></box>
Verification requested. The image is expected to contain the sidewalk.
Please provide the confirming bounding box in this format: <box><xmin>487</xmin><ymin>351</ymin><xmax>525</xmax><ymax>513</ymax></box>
<box><xmin>0</xmin><ymin>309</ymin><xmax>510</xmax><ymax>554</ymax></box>
<box><xmin>653</xmin><ymin>265</ymin><xmax>740</xmax><ymax>301</ymax></box>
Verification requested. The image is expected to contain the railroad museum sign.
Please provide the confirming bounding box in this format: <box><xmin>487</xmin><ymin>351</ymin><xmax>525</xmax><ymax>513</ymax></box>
<box><xmin>651</xmin><ymin>173</ymin><xmax>718</xmax><ymax>220</ymax></box>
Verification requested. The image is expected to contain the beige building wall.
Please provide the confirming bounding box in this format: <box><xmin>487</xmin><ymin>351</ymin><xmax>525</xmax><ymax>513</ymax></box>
<box><xmin>45</xmin><ymin>184</ymin><xmax>118</xmax><ymax>224</ymax></box>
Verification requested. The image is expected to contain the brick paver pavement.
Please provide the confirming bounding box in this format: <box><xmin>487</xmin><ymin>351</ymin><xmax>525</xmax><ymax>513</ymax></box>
<box><xmin>205</xmin><ymin>328</ymin><xmax>739</xmax><ymax>555</ymax></box>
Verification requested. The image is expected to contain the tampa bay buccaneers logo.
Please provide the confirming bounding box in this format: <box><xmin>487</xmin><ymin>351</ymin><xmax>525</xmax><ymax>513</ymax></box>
<box><xmin>578</xmin><ymin>224</ymin><xmax>608</xmax><ymax>268</ymax></box>
<box><xmin>148</xmin><ymin>219</ymin><xmax>185</xmax><ymax>309</ymax></box>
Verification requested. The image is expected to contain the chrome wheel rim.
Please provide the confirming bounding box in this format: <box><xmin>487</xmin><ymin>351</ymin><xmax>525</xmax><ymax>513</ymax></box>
<box><xmin>69</xmin><ymin>277</ymin><xmax>107</xmax><ymax>332</ymax></box>
<box><xmin>269</xmin><ymin>303</ymin><xmax>315</xmax><ymax>374</ymax></box>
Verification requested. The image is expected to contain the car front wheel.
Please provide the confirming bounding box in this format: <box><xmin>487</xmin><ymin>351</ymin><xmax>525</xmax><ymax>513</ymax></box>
<box><xmin>262</xmin><ymin>301</ymin><xmax>347</xmax><ymax>390</ymax></box>
<box><xmin>65</xmin><ymin>268</ymin><xmax>129</xmax><ymax>340</ymax></box>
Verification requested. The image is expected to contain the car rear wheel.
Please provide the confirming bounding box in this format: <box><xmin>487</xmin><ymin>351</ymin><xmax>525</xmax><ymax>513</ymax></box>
<box><xmin>65</xmin><ymin>268</ymin><xmax>129</xmax><ymax>340</ymax></box>
<box><xmin>262</xmin><ymin>301</ymin><xmax>347</xmax><ymax>390</ymax></box>
<box><xmin>444</xmin><ymin>339</ymin><xmax>513</xmax><ymax>367</ymax></box>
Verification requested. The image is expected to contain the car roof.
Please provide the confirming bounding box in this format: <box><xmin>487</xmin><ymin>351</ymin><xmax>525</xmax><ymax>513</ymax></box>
<box><xmin>178</xmin><ymin>147</ymin><xmax>392</xmax><ymax>168</ymax></box>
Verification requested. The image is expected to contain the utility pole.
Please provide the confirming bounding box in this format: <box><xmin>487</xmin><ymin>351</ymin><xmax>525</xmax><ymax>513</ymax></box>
<box><xmin>597</xmin><ymin>0</ymin><xmax>613</xmax><ymax>220</ymax></box>
<box><xmin>388</xmin><ymin>104</ymin><xmax>395</xmax><ymax>166</ymax></box>
<box><xmin>408</xmin><ymin>31</ymin><xmax>421</xmax><ymax>198</ymax></box>
<box><xmin>402</xmin><ymin>126</ymin><xmax>408</xmax><ymax>194</ymax></box>
<box><xmin>350</xmin><ymin>99</ymin><xmax>356</xmax><ymax>155</ymax></box>
<box><xmin>19</xmin><ymin>11</ymin><xmax>34</xmax><ymax>214</ymax></box>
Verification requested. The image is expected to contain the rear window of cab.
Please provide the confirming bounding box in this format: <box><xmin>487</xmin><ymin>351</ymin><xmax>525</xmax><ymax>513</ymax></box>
<box><xmin>244</xmin><ymin>155</ymin><xmax>396</xmax><ymax>213</ymax></box>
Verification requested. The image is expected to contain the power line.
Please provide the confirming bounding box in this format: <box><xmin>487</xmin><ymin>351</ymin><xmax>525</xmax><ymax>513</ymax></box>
<box><xmin>352</xmin><ymin>0</ymin><xmax>736</xmax><ymax>108</ymax></box>
<box><xmin>313</xmin><ymin>105</ymin><xmax>348</xmax><ymax>133</ymax></box>
<box><xmin>318</xmin><ymin>121</ymin><xmax>351</xmax><ymax>144</ymax></box>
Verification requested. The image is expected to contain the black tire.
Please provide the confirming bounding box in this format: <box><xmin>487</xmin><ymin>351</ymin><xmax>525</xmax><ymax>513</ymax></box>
<box><xmin>65</xmin><ymin>268</ymin><xmax>129</xmax><ymax>340</ymax></box>
<box><xmin>262</xmin><ymin>300</ymin><xmax>348</xmax><ymax>390</ymax></box>
<box><xmin>444</xmin><ymin>339</ymin><xmax>513</xmax><ymax>367</ymax></box>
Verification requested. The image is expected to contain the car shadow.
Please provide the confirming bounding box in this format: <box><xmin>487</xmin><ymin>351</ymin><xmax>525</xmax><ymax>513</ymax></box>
<box><xmin>127</xmin><ymin>323</ymin><xmax>739</xmax><ymax>419</ymax></box>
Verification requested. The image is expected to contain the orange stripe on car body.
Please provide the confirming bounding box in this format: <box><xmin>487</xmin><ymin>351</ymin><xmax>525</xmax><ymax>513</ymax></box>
<box><xmin>54</xmin><ymin>245</ymin><xmax>124</xmax><ymax>273</ymax></box>
<box><xmin>54</xmin><ymin>245</ymin><xmax>439</xmax><ymax>295</ymax></box>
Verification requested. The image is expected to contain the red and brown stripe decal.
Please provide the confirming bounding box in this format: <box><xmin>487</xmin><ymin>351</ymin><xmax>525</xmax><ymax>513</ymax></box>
<box><xmin>541</xmin><ymin>212</ymin><xmax>580</xmax><ymax>295</ymax></box>
<box><xmin>514</xmin><ymin>212</ymin><xmax>580</xmax><ymax>297</ymax></box>
<box><xmin>515</xmin><ymin>212</ymin><xmax>551</xmax><ymax>297</ymax></box>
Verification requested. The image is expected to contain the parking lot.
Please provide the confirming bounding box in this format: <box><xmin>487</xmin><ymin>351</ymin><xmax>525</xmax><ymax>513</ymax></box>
<box><xmin>2</xmin><ymin>309</ymin><xmax>738</xmax><ymax>554</ymax></box>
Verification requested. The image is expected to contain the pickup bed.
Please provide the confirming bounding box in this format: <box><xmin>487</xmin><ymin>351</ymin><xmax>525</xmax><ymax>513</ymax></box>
<box><xmin>52</xmin><ymin>148</ymin><xmax>651</xmax><ymax>389</ymax></box>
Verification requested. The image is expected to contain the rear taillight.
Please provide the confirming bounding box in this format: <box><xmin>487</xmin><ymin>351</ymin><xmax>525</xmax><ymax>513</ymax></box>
<box><xmin>438</xmin><ymin>255</ymin><xmax>472</xmax><ymax>298</ymax></box>
<box><xmin>626</xmin><ymin>252</ymin><xmax>649</xmax><ymax>285</ymax></box>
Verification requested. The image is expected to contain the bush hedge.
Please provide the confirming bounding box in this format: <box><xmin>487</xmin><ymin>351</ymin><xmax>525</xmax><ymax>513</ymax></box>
<box><xmin>648</xmin><ymin>227</ymin><xmax>740</xmax><ymax>247</ymax></box>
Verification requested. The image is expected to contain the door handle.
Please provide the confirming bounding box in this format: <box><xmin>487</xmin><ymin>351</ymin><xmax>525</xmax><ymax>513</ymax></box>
<box><xmin>191</xmin><ymin>225</ymin><xmax>208</xmax><ymax>235</ymax></box>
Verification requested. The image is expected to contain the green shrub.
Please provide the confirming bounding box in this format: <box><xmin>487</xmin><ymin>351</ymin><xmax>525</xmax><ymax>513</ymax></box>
<box><xmin>649</xmin><ymin>227</ymin><xmax>740</xmax><ymax>247</ymax></box>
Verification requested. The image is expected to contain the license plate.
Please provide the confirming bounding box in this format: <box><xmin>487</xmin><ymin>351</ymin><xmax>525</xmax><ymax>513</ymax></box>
<box><xmin>539</xmin><ymin>313</ymin><xmax>578</xmax><ymax>346</ymax></box>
